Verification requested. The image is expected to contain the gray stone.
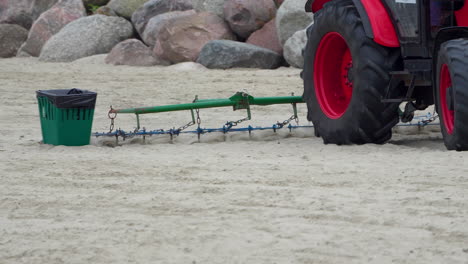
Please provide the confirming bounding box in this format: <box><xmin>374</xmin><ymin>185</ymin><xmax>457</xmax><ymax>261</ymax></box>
<box><xmin>197</xmin><ymin>40</ymin><xmax>282</xmax><ymax>69</ymax></box>
<box><xmin>0</xmin><ymin>24</ymin><xmax>28</xmax><ymax>58</ymax></box>
<box><xmin>141</xmin><ymin>10</ymin><xmax>195</xmax><ymax>47</ymax></box>
<box><xmin>276</xmin><ymin>0</ymin><xmax>313</xmax><ymax>45</ymax></box>
<box><xmin>18</xmin><ymin>0</ymin><xmax>86</xmax><ymax>57</ymax></box>
<box><xmin>193</xmin><ymin>0</ymin><xmax>225</xmax><ymax>18</ymax></box>
<box><xmin>107</xmin><ymin>0</ymin><xmax>149</xmax><ymax>19</ymax></box>
<box><xmin>105</xmin><ymin>39</ymin><xmax>169</xmax><ymax>66</ymax></box>
<box><xmin>283</xmin><ymin>29</ymin><xmax>306</xmax><ymax>68</ymax></box>
<box><xmin>131</xmin><ymin>0</ymin><xmax>193</xmax><ymax>37</ymax></box>
<box><xmin>39</xmin><ymin>15</ymin><xmax>134</xmax><ymax>62</ymax></box>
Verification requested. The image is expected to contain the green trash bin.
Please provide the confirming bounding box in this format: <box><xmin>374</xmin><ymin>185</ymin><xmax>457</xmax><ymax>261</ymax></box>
<box><xmin>36</xmin><ymin>89</ymin><xmax>97</xmax><ymax>146</ymax></box>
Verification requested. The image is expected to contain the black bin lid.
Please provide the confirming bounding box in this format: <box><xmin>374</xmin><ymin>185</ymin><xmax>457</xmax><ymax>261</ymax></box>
<box><xmin>36</xmin><ymin>88</ymin><xmax>97</xmax><ymax>109</ymax></box>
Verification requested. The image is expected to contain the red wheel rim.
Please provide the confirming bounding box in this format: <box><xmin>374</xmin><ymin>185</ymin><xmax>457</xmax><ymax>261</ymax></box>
<box><xmin>440</xmin><ymin>64</ymin><xmax>455</xmax><ymax>134</ymax></box>
<box><xmin>314</xmin><ymin>32</ymin><xmax>353</xmax><ymax>119</ymax></box>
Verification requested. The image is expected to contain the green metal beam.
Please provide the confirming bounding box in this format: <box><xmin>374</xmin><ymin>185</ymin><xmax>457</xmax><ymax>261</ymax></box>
<box><xmin>250</xmin><ymin>96</ymin><xmax>304</xmax><ymax>105</ymax></box>
<box><xmin>112</xmin><ymin>92</ymin><xmax>304</xmax><ymax>115</ymax></box>
<box><xmin>114</xmin><ymin>99</ymin><xmax>235</xmax><ymax>114</ymax></box>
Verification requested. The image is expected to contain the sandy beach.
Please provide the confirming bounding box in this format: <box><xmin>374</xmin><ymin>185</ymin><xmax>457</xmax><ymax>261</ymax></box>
<box><xmin>0</xmin><ymin>57</ymin><xmax>467</xmax><ymax>263</ymax></box>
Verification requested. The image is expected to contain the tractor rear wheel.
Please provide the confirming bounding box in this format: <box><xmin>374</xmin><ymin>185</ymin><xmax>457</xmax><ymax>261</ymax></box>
<box><xmin>436</xmin><ymin>39</ymin><xmax>468</xmax><ymax>151</ymax></box>
<box><xmin>303</xmin><ymin>1</ymin><xmax>402</xmax><ymax>144</ymax></box>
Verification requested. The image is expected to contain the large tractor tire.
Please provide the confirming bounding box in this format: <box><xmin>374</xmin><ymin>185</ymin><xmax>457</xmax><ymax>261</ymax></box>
<box><xmin>436</xmin><ymin>39</ymin><xmax>468</xmax><ymax>151</ymax></box>
<box><xmin>303</xmin><ymin>0</ymin><xmax>402</xmax><ymax>144</ymax></box>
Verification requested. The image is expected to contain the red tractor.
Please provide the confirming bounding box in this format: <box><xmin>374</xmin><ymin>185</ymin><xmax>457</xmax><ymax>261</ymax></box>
<box><xmin>303</xmin><ymin>0</ymin><xmax>468</xmax><ymax>150</ymax></box>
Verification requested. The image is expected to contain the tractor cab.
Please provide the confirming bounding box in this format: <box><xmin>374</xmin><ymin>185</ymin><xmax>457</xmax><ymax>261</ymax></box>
<box><xmin>384</xmin><ymin>0</ymin><xmax>462</xmax><ymax>57</ymax></box>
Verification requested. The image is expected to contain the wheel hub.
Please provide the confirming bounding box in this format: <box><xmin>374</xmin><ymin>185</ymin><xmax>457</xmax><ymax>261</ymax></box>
<box><xmin>446</xmin><ymin>86</ymin><xmax>454</xmax><ymax>111</ymax></box>
<box><xmin>345</xmin><ymin>63</ymin><xmax>354</xmax><ymax>86</ymax></box>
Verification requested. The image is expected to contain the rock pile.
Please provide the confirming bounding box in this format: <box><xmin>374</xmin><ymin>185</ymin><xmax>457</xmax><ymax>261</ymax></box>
<box><xmin>39</xmin><ymin>15</ymin><xmax>133</xmax><ymax>62</ymax></box>
<box><xmin>18</xmin><ymin>0</ymin><xmax>86</xmax><ymax>57</ymax></box>
<box><xmin>0</xmin><ymin>0</ymin><xmax>314</xmax><ymax>69</ymax></box>
<box><xmin>0</xmin><ymin>0</ymin><xmax>58</xmax><ymax>30</ymax></box>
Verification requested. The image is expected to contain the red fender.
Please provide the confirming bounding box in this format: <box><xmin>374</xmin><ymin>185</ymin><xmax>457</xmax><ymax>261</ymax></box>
<box><xmin>455</xmin><ymin>3</ymin><xmax>468</xmax><ymax>26</ymax></box>
<box><xmin>307</xmin><ymin>0</ymin><xmax>400</xmax><ymax>48</ymax></box>
<box><xmin>310</xmin><ymin>0</ymin><xmax>330</xmax><ymax>11</ymax></box>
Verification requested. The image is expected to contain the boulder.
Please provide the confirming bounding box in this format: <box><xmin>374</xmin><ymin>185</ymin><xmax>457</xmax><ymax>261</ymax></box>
<box><xmin>193</xmin><ymin>0</ymin><xmax>225</xmax><ymax>19</ymax></box>
<box><xmin>276</xmin><ymin>0</ymin><xmax>313</xmax><ymax>45</ymax></box>
<box><xmin>0</xmin><ymin>0</ymin><xmax>58</xmax><ymax>29</ymax></box>
<box><xmin>105</xmin><ymin>39</ymin><xmax>169</xmax><ymax>66</ymax></box>
<box><xmin>0</xmin><ymin>24</ymin><xmax>28</xmax><ymax>58</ymax></box>
<box><xmin>246</xmin><ymin>18</ymin><xmax>282</xmax><ymax>55</ymax></box>
<box><xmin>106</xmin><ymin>0</ymin><xmax>149</xmax><ymax>19</ymax></box>
<box><xmin>39</xmin><ymin>15</ymin><xmax>133</xmax><ymax>62</ymax></box>
<box><xmin>223</xmin><ymin>0</ymin><xmax>277</xmax><ymax>39</ymax></box>
<box><xmin>95</xmin><ymin>6</ymin><xmax>117</xmax><ymax>16</ymax></box>
<box><xmin>17</xmin><ymin>0</ymin><xmax>86</xmax><ymax>57</ymax></box>
<box><xmin>154</xmin><ymin>12</ymin><xmax>235</xmax><ymax>63</ymax></box>
<box><xmin>283</xmin><ymin>29</ymin><xmax>306</xmax><ymax>68</ymax></box>
<box><xmin>197</xmin><ymin>40</ymin><xmax>282</xmax><ymax>69</ymax></box>
<box><xmin>141</xmin><ymin>10</ymin><xmax>195</xmax><ymax>47</ymax></box>
<box><xmin>131</xmin><ymin>0</ymin><xmax>193</xmax><ymax>37</ymax></box>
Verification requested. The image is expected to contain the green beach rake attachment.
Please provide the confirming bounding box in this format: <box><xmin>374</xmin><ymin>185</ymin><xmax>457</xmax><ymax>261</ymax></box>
<box><xmin>94</xmin><ymin>92</ymin><xmax>314</xmax><ymax>144</ymax></box>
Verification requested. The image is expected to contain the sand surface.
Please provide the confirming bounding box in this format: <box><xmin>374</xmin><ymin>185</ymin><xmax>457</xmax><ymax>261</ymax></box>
<box><xmin>0</xmin><ymin>58</ymin><xmax>467</xmax><ymax>263</ymax></box>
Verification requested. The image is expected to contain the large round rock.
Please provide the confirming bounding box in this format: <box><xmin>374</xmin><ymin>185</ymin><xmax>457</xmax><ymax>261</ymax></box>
<box><xmin>154</xmin><ymin>12</ymin><xmax>235</xmax><ymax>63</ymax></box>
<box><xmin>107</xmin><ymin>0</ymin><xmax>150</xmax><ymax>19</ymax></box>
<box><xmin>193</xmin><ymin>0</ymin><xmax>225</xmax><ymax>18</ymax></box>
<box><xmin>105</xmin><ymin>39</ymin><xmax>169</xmax><ymax>66</ymax></box>
<box><xmin>0</xmin><ymin>0</ymin><xmax>58</xmax><ymax>29</ymax></box>
<box><xmin>0</xmin><ymin>24</ymin><xmax>28</xmax><ymax>58</ymax></box>
<box><xmin>283</xmin><ymin>29</ymin><xmax>306</xmax><ymax>68</ymax></box>
<box><xmin>39</xmin><ymin>15</ymin><xmax>133</xmax><ymax>62</ymax></box>
<box><xmin>142</xmin><ymin>10</ymin><xmax>195</xmax><ymax>47</ymax></box>
<box><xmin>276</xmin><ymin>0</ymin><xmax>313</xmax><ymax>45</ymax></box>
<box><xmin>223</xmin><ymin>0</ymin><xmax>277</xmax><ymax>39</ymax></box>
<box><xmin>18</xmin><ymin>0</ymin><xmax>86</xmax><ymax>57</ymax></box>
<box><xmin>246</xmin><ymin>18</ymin><xmax>282</xmax><ymax>55</ymax></box>
<box><xmin>197</xmin><ymin>40</ymin><xmax>282</xmax><ymax>69</ymax></box>
<box><xmin>131</xmin><ymin>0</ymin><xmax>193</xmax><ymax>37</ymax></box>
